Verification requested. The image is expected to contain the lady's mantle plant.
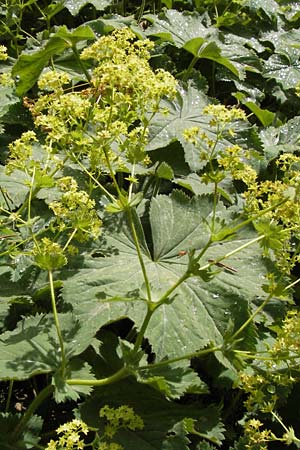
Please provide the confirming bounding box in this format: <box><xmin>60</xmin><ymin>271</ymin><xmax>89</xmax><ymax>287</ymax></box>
<box><xmin>0</xmin><ymin>21</ymin><xmax>300</xmax><ymax>450</ymax></box>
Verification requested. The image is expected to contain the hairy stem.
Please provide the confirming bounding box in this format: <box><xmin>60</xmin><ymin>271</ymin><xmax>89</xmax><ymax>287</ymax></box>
<box><xmin>139</xmin><ymin>345</ymin><xmax>222</xmax><ymax>370</ymax></box>
<box><xmin>133</xmin><ymin>307</ymin><xmax>154</xmax><ymax>352</ymax></box>
<box><xmin>231</xmin><ymin>292</ymin><xmax>273</xmax><ymax>341</ymax></box>
<box><xmin>71</xmin><ymin>153</ymin><xmax>116</xmax><ymax>202</ymax></box>
<box><xmin>127</xmin><ymin>208</ymin><xmax>152</xmax><ymax>303</ymax></box>
<box><xmin>155</xmin><ymin>271</ymin><xmax>190</xmax><ymax>307</ymax></box>
<box><xmin>103</xmin><ymin>147</ymin><xmax>123</xmax><ymax>198</ymax></box>
<box><xmin>67</xmin><ymin>367</ymin><xmax>130</xmax><ymax>386</ymax></box>
<box><xmin>199</xmin><ymin>234</ymin><xmax>265</xmax><ymax>272</ymax></box>
<box><xmin>49</xmin><ymin>270</ymin><xmax>66</xmax><ymax>377</ymax></box>
<box><xmin>5</xmin><ymin>380</ymin><xmax>14</xmax><ymax>413</ymax></box>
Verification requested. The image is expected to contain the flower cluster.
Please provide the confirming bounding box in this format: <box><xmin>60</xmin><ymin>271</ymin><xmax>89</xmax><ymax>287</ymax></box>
<box><xmin>38</xmin><ymin>70</ymin><xmax>71</xmax><ymax>92</ymax></box>
<box><xmin>218</xmin><ymin>144</ymin><xmax>257</xmax><ymax>185</ymax></box>
<box><xmin>270</xmin><ymin>310</ymin><xmax>300</xmax><ymax>362</ymax></box>
<box><xmin>244</xmin><ymin>153</ymin><xmax>300</xmax><ymax>273</ymax></box>
<box><xmin>33</xmin><ymin>238</ymin><xmax>67</xmax><ymax>271</ymax></box>
<box><xmin>238</xmin><ymin>310</ymin><xmax>300</xmax><ymax>448</ymax></box>
<box><xmin>45</xmin><ymin>419</ymin><xmax>89</xmax><ymax>450</ymax></box>
<box><xmin>183</xmin><ymin>103</ymin><xmax>254</xmax><ymax>184</ymax></box>
<box><xmin>203</xmin><ymin>104</ymin><xmax>247</xmax><ymax>125</ymax></box>
<box><xmin>0</xmin><ymin>45</ymin><xmax>8</xmax><ymax>60</ymax></box>
<box><xmin>100</xmin><ymin>404</ymin><xmax>144</xmax><ymax>439</ymax></box>
<box><xmin>23</xmin><ymin>28</ymin><xmax>177</xmax><ymax>174</ymax></box>
<box><xmin>97</xmin><ymin>444</ymin><xmax>123</xmax><ymax>450</ymax></box>
<box><xmin>243</xmin><ymin>418</ymin><xmax>273</xmax><ymax>450</ymax></box>
<box><xmin>6</xmin><ymin>130</ymin><xmax>38</xmax><ymax>173</ymax></box>
<box><xmin>80</xmin><ymin>27</ymin><xmax>177</xmax><ymax>167</ymax></box>
<box><xmin>49</xmin><ymin>176</ymin><xmax>102</xmax><ymax>241</ymax></box>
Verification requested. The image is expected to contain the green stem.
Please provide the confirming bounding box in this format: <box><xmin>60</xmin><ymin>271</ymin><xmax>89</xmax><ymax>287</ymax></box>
<box><xmin>27</xmin><ymin>168</ymin><xmax>35</xmax><ymax>225</ymax></box>
<box><xmin>137</xmin><ymin>0</ymin><xmax>146</xmax><ymax>23</ymax></box>
<box><xmin>155</xmin><ymin>271</ymin><xmax>190</xmax><ymax>307</ymax></box>
<box><xmin>127</xmin><ymin>208</ymin><xmax>152</xmax><ymax>303</ymax></box>
<box><xmin>271</xmin><ymin>411</ymin><xmax>289</xmax><ymax>434</ymax></box>
<box><xmin>230</xmin><ymin>291</ymin><xmax>273</xmax><ymax>341</ymax></box>
<box><xmin>5</xmin><ymin>380</ymin><xmax>13</xmax><ymax>413</ymax></box>
<box><xmin>16</xmin><ymin>156</ymin><xmax>70</xmax><ymax>218</ymax></box>
<box><xmin>67</xmin><ymin>367</ymin><xmax>129</xmax><ymax>386</ymax></box>
<box><xmin>211</xmin><ymin>181</ymin><xmax>218</xmax><ymax>234</ymax></box>
<box><xmin>63</xmin><ymin>227</ymin><xmax>78</xmax><ymax>252</ymax></box>
<box><xmin>133</xmin><ymin>307</ymin><xmax>154</xmax><ymax>352</ymax></box>
<box><xmin>284</xmin><ymin>276</ymin><xmax>300</xmax><ymax>291</ymax></box>
<box><xmin>199</xmin><ymin>234</ymin><xmax>265</xmax><ymax>272</ymax></box>
<box><xmin>182</xmin><ymin>55</ymin><xmax>199</xmax><ymax>81</ymax></box>
<box><xmin>49</xmin><ymin>270</ymin><xmax>66</xmax><ymax>376</ymax></box>
<box><xmin>103</xmin><ymin>147</ymin><xmax>123</xmax><ymax>198</ymax></box>
<box><xmin>271</xmin><ymin>412</ymin><xmax>300</xmax><ymax>443</ymax></box>
<box><xmin>12</xmin><ymin>385</ymin><xmax>54</xmax><ymax>441</ymax></box>
<box><xmin>139</xmin><ymin>345</ymin><xmax>222</xmax><ymax>370</ymax></box>
<box><xmin>128</xmin><ymin>163</ymin><xmax>136</xmax><ymax>203</ymax></box>
<box><xmin>229</xmin><ymin>197</ymin><xmax>289</xmax><ymax>236</ymax></box>
<box><xmin>70</xmin><ymin>153</ymin><xmax>116</xmax><ymax>202</ymax></box>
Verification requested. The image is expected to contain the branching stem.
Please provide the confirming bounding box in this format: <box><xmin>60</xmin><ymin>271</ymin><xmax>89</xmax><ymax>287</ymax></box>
<box><xmin>67</xmin><ymin>367</ymin><xmax>130</xmax><ymax>386</ymax></box>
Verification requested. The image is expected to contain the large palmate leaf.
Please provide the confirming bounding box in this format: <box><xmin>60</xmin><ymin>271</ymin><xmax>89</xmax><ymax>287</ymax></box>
<box><xmin>147</xmin><ymin>84</ymin><xmax>249</xmax><ymax>171</ymax></box>
<box><xmin>79</xmin><ymin>379</ymin><xmax>225</xmax><ymax>449</ymax></box>
<box><xmin>0</xmin><ymin>313</ymin><xmax>98</xmax><ymax>380</ymax></box>
<box><xmin>62</xmin><ymin>192</ymin><xmax>269</xmax><ymax>361</ymax></box>
<box><xmin>145</xmin><ymin>10</ymin><xmax>218</xmax><ymax>47</ymax></box>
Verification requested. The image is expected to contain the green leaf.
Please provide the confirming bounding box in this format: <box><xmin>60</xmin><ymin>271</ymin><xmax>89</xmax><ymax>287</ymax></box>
<box><xmin>0</xmin><ymin>86</ymin><xmax>19</xmax><ymax>119</ymax></box>
<box><xmin>259</xmin><ymin>116</ymin><xmax>300</xmax><ymax>164</ymax></box>
<box><xmin>174</xmin><ymin>173</ymin><xmax>235</xmax><ymax>202</ymax></box>
<box><xmin>137</xmin><ymin>361</ymin><xmax>208</xmax><ymax>399</ymax></box>
<box><xmin>263</xmin><ymin>52</ymin><xmax>300</xmax><ymax>90</ymax></box>
<box><xmin>0</xmin><ymin>167</ymin><xmax>30</xmax><ymax>208</ymax></box>
<box><xmin>234</xmin><ymin>92</ymin><xmax>276</xmax><ymax>126</ymax></box>
<box><xmin>62</xmin><ymin>193</ymin><xmax>268</xmax><ymax>361</ymax></box>
<box><xmin>146</xmin><ymin>10</ymin><xmax>243</xmax><ymax>77</ymax></box>
<box><xmin>244</xmin><ymin>0</ymin><xmax>279</xmax><ymax>20</ymax></box>
<box><xmin>145</xmin><ymin>10</ymin><xmax>218</xmax><ymax>47</ymax></box>
<box><xmin>64</xmin><ymin>0</ymin><xmax>113</xmax><ymax>15</ymax></box>
<box><xmin>53</xmin><ymin>359</ymin><xmax>96</xmax><ymax>402</ymax></box>
<box><xmin>184</xmin><ymin>39</ymin><xmax>239</xmax><ymax>77</ymax></box>
<box><xmin>0</xmin><ymin>413</ymin><xmax>43</xmax><ymax>449</ymax></box>
<box><xmin>12</xmin><ymin>25</ymin><xmax>95</xmax><ymax>95</ymax></box>
<box><xmin>0</xmin><ymin>313</ymin><xmax>98</xmax><ymax>380</ymax></box>
<box><xmin>185</xmin><ymin>415</ymin><xmax>225</xmax><ymax>446</ymax></box>
<box><xmin>79</xmin><ymin>379</ymin><xmax>224</xmax><ymax>449</ymax></box>
<box><xmin>156</xmin><ymin>162</ymin><xmax>174</xmax><ymax>180</ymax></box>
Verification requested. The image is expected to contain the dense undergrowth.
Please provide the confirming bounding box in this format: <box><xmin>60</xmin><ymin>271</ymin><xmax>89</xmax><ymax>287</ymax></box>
<box><xmin>0</xmin><ymin>0</ymin><xmax>300</xmax><ymax>449</ymax></box>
